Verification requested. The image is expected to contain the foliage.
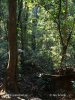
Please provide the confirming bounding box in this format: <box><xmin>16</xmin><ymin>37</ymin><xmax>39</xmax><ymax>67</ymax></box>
<box><xmin>1</xmin><ymin>0</ymin><xmax>75</xmax><ymax>73</ymax></box>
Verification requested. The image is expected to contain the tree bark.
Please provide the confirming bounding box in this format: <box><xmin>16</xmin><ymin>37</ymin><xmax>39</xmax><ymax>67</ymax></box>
<box><xmin>60</xmin><ymin>45</ymin><xmax>67</xmax><ymax>67</ymax></box>
<box><xmin>6</xmin><ymin>0</ymin><xmax>18</xmax><ymax>93</ymax></box>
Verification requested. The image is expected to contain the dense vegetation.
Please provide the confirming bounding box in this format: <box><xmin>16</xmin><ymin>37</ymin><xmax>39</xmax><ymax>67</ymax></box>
<box><xmin>0</xmin><ymin>0</ymin><xmax>75</xmax><ymax>100</ymax></box>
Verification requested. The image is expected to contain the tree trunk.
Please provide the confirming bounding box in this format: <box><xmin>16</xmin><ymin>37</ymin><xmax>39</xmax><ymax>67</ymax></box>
<box><xmin>19</xmin><ymin>2</ymin><xmax>29</xmax><ymax>73</ymax></box>
<box><xmin>32</xmin><ymin>4</ymin><xmax>39</xmax><ymax>51</ymax></box>
<box><xmin>60</xmin><ymin>45</ymin><xmax>67</xmax><ymax>67</ymax></box>
<box><xmin>6</xmin><ymin>0</ymin><xmax>18</xmax><ymax>93</ymax></box>
<box><xmin>23</xmin><ymin>2</ymin><xmax>29</xmax><ymax>51</ymax></box>
<box><xmin>32</xmin><ymin>19</ymin><xmax>37</xmax><ymax>51</ymax></box>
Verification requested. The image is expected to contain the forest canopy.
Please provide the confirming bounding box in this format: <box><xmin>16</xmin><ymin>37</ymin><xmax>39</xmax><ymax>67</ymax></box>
<box><xmin>0</xmin><ymin>0</ymin><xmax>75</xmax><ymax>69</ymax></box>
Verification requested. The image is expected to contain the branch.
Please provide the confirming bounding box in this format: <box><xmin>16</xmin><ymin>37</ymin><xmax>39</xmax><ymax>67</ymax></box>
<box><xmin>67</xmin><ymin>19</ymin><xmax>75</xmax><ymax>46</ymax></box>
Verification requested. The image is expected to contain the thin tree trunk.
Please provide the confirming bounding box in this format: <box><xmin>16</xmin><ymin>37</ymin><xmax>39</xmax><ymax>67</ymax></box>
<box><xmin>60</xmin><ymin>0</ymin><xmax>68</xmax><ymax>67</ymax></box>
<box><xmin>32</xmin><ymin>19</ymin><xmax>37</xmax><ymax>51</ymax></box>
<box><xmin>19</xmin><ymin>2</ymin><xmax>29</xmax><ymax>73</ymax></box>
<box><xmin>22</xmin><ymin>2</ymin><xmax>29</xmax><ymax>52</ymax></box>
<box><xmin>17</xmin><ymin>0</ymin><xmax>24</xmax><ymax>63</ymax></box>
<box><xmin>58</xmin><ymin>0</ymin><xmax>68</xmax><ymax>67</ymax></box>
<box><xmin>32</xmin><ymin>4</ymin><xmax>39</xmax><ymax>51</ymax></box>
<box><xmin>60</xmin><ymin>45</ymin><xmax>67</xmax><ymax>67</ymax></box>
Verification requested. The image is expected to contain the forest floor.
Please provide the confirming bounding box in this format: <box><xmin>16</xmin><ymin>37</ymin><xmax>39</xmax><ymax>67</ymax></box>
<box><xmin>0</xmin><ymin>67</ymin><xmax>75</xmax><ymax>100</ymax></box>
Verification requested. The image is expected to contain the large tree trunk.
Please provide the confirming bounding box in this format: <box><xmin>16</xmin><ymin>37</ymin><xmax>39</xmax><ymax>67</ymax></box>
<box><xmin>6</xmin><ymin>0</ymin><xmax>18</xmax><ymax>93</ymax></box>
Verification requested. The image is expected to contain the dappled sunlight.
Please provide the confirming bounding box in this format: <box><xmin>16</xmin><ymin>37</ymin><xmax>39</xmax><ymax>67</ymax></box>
<box><xmin>0</xmin><ymin>0</ymin><xmax>75</xmax><ymax>100</ymax></box>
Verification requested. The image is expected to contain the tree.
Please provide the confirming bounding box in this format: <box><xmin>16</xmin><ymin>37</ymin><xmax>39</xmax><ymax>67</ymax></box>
<box><xmin>6</xmin><ymin>0</ymin><xmax>18</xmax><ymax>92</ymax></box>
<box><xmin>19</xmin><ymin>1</ymin><xmax>29</xmax><ymax>73</ymax></box>
<box><xmin>57</xmin><ymin>0</ymin><xmax>74</xmax><ymax>67</ymax></box>
<box><xmin>32</xmin><ymin>4</ymin><xmax>39</xmax><ymax>51</ymax></box>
